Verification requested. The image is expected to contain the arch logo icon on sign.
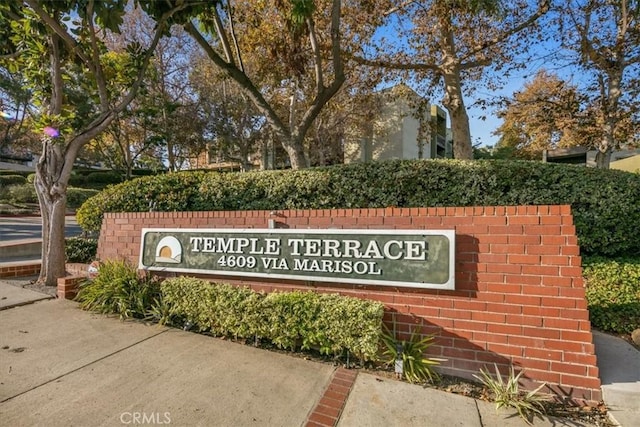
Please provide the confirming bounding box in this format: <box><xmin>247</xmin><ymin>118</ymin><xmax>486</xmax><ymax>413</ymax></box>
<box><xmin>155</xmin><ymin>236</ymin><xmax>182</xmax><ymax>263</ymax></box>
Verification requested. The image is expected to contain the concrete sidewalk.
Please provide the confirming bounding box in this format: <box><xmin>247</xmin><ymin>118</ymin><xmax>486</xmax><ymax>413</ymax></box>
<box><xmin>593</xmin><ymin>331</ymin><xmax>640</xmax><ymax>427</ymax></box>
<box><xmin>0</xmin><ymin>279</ymin><xmax>52</xmax><ymax>310</ymax></box>
<box><xmin>0</xmin><ymin>292</ymin><xmax>606</xmax><ymax>427</ymax></box>
<box><xmin>1</xmin><ymin>300</ymin><xmax>333</xmax><ymax>426</ymax></box>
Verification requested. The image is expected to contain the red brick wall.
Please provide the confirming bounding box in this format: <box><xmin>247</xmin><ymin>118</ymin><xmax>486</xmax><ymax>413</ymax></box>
<box><xmin>97</xmin><ymin>205</ymin><xmax>601</xmax><ymax>403</ymax></box>
<box><xmin>0</xmin><ymin>262</ymin><xmax>40</xmax><ymax>278</ymax></box>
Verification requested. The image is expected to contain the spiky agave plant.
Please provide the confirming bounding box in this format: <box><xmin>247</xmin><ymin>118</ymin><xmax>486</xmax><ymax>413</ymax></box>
<box><xmin>381</xmin><ymin>323</ymin><xmax>441</xmax><ymax>384</ymax></box>
<box><xmin>474</xmin><ymin>364</ymin><xmax>548</xmax><ymax>424</ymax></box>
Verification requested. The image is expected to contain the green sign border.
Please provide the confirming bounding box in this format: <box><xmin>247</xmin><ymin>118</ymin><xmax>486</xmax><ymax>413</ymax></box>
<box><xmin>139</xmin><ymin>228</ymin><xmax>455</xmax><ymax>290</ymax></box>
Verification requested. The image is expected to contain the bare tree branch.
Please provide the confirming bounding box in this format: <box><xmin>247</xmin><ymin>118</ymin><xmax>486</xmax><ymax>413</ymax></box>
<box><xmin>307</xmin><ymin>17</ymin><xmax>324</xmax><ymax>94</ymax></box>
<box><xmin>24</xmin><ymin>0</ymin><xmax>94</xmax><ymax>68</ymax></box>
<box><xmin>183</xmin><ymin>20</ymin><xmax>291</xmax><ymax>140</ymax></box>
<box><xmin>212</xmin><ymin>3</ymin><xmax>235</xmax><ymax>64</ymax></box>
<box><xmin>86</xmin><ymin>0</ymin><xmax>109</xmax><ymax>110</ymax></box>
<box><xmin>347</xmin><ymin>53</ymin><xmax>441</xmax><ymax>72</ymax></box>
<box><xmin>383</xmin><ymin>0</ymin><xmax>417</xmax><ymax>17</ymax></box>
<box><xmin>460</xmin><ymin>58</ymin><xmax>492</xmax><ymax>70</ymax></box>
<box><xmin>295</xmin><ymin>0</ymin><xmax>345</xmax><ymax>141</ymax></box>
<box><xmin>225</xmin><ymin>0</ymin><xmax>245</xmax><ymax>73</ymax></box>
<box><xmin>461</xmin><ymin>0</ymin><xmax>550</xmax><ymax>63</ymax></box>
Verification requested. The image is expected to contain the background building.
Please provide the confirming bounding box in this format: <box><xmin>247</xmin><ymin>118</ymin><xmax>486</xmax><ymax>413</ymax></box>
<box><xmin>543</xmin><ymin>147</ymin><xmax>640</xmax><ymax>172</ymax></box>
<box><xmin>344</xmin><ymin>85</ymin><xmax>452</xmax><ymax>163</ymax></box>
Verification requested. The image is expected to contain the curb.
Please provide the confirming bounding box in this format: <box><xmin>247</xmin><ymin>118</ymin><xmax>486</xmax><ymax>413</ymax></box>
<box><xmin>0</xmin><ymin>294</ymin><xmax>54</xmax><ymax>311</ymax></box>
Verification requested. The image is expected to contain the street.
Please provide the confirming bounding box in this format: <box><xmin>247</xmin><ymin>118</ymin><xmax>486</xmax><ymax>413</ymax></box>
<box><xmin>0</xmin><ymin>216</ymin><xmax>82</xmax><ymax>242</ymax></box>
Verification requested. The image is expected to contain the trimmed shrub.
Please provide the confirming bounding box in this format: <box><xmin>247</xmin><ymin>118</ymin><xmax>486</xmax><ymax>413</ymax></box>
<box><xmin>159</xmin><ymin>277</ymin><xmax>384</xmax><ymax>360</ymax></box>
<box><xmin>78</xmin><ymin>171</ymin><xmax>207</xmax><ymax>231</ymax></box>
<box><xmin>159</xmin><ymin>276</ymin><xmax>219</xmax><ymax>330</ymax></box>
<box><xmin>1</xmin><ymin>184</ymin><xmax>96</xmax><ymax>207</ymax></box>
<box><xmin>86</xmin><ymin>171</ymin><xmax>123</xmax><ymax>184</ymax></box>
<box><xmin>8</xmin><ymin>183</ymin><xmax>37</xmax><ymax>203</ymax></box>
<box><xmin>213</xmin><ymin>283</ymin><xmax>264</xmax><ymax>339</ymax></box>
<box><xmin>0</xmin><ymin>170</ymin><xmax>31</xmax><ymax>177</ymax></box>
<box><xmin>583</xmin><ymin>257</ymin><xmax>640</xmax><ymax>334</ymax></box>
<box><xmin>262</xmin><ymin>291</ymin><xmax>320</xmax><ymax>350</ymax></box>
<box><xmin>0</xmin><ymin>174</ymin><xmax>27</xmax><ymax>186</ymax></box>
<box><xmin>313</xmin><ymin>293</ymin><xmax>385</xmax><ymax>360</ymax></box>
<box><xmin>68</xmin><ymin>174</ymin><xmax>87</xmax><ymax>187</ymax></box>
<box><xmin>65</xmin><ymin>237</ymin><xmax>98</xmax><ymax>263</ymax></box>
<box><xmin>67</xmin><ymin>187</ymin><xmax>99</xmax><ymax>208</ymax></box>
<box><xmin>131</xmin><ymin>169</ymin><xmax>163</xmax><ymax>176</ymax></box>
<box><xmin>77</xmin><ymin>160</ymin><xmax>640</xmax><ymax>257</ymax></box>
<box><xmin>76</xmin><ymin>260</ymin><xmax>160</xmax><ymax>319</ymax></box>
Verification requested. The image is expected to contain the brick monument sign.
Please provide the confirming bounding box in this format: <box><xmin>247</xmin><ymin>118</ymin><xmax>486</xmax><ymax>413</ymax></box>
<box><xmin>97</xmin><ymin>205</ymin><xmax>601</xmax><ymax>404</ymax></box>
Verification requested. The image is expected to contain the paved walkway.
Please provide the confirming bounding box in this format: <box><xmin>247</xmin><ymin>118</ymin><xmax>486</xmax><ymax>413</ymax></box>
<box><xmin>0</xmin><ymin>278</ymin><xmax>52</xmax><ymax>310</ymax></box>
<box><xmin>0</xmin><ymin>285</ymin><xmax>613</xmax><ymax>427</ymax></box>
<box><xmin>592</xmin><ymin>331</ymin><xmax>640</xmax><ymax>427</ymax></box>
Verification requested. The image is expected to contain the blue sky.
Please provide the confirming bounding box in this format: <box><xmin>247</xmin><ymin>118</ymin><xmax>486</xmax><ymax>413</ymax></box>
<box><xmin>465</xmin><ymin>52</ymin><xmax>591</xmax><ymax>148</ymax></box>
<box><xmin>368</xmin><ymin>4</ymin><xmax>576</xmax><ymax>149</ymax></box>
<box><xmin>467</xmin><ymin>74</ymin><xmax>531</xmax><ymax>148</ymax></box>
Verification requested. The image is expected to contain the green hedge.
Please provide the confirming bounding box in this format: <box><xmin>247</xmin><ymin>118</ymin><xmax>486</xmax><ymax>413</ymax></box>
<box><xmin>0</xmin><ymin>170</ymin><xmax>31</xmax><ymax>177</ymax></box>
<box><xmin>0</xmin><ymin>174</ymin><xmax>27</xmax><ymax>186</ymax></box>
<box><xmin>583</xmin><ymin>257</ymin><xmax>640</xmax><ymax>334</ymax></box>
<box><xmin>87</xmin><ymin>171</ymin><xmax>123</xmax><ymax>184</ymax></box>
<box><xmin>160</xmin><ymin>277</ymin><xmax>384</xmax><ymax>360</ymax></box>
<box><xmin>68</xmin><ymin>174</ymin><xmax>87</xmax><ymax>187</ymax></box>
<box><xmin>65</xmin><ymin>237</ymin><xmax>98</xmax><ymax>263</ymax></box>
<box><xmin>77</xmin><ymin>171</ymin><xmax>206</xmax><ymax>230</ymax></box>
<box><xmin>67</xmin><ymin>187</ymin><xmax>99</xmax><ymax>208</ymax></box>
<box><xmin>77</xmin><ymin>160</ymin><xmax>640</xmax><ymax>257</ymax></box>
<box><xmin>5</xmin><ymin>183</ymin><xmax>37</xmax><ymax>203</ymax></box>
<box><xmin>0</xmin><ymin>183</ymin><xmax>97</xmax><ymax>207</ymax></box>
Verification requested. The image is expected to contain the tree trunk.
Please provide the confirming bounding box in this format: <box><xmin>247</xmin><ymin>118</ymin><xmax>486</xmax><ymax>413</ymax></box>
<box><xmin>35</xmin><ymin>142</ymin><xmax>68</xmax><ymax>286</ymax></box>
<box><xmin>595</xmin><ymin>148</ymin><xmax>612</xmax><ymax>169</ymax></box>
<box><xmin>282</xmin><ymin>137</ymin><xmax>309</xmax><ymax>169</ymax></box>
<box><xmin>125</xmin><ymin>138</ymin><xmax>133</xmax><ymax>180</ymax></box>
<box><xmin>595</xmin><ymin>125</ymin><xmax>614</xmax><ymax>169</ymax></box>
<box><xmin>593</xmin><ymin>98</ymin><xmax>616</xmax><ymax>170</ymax></box>
<box><xmin>593</xmin><ymin>71</ymin><xmax>621</xmax><ymax>170</ymax></box>
<box><xmin>240</xmin><ymin>143</ymin><xmax>251</xmax><ymax>172</ymax></box>
<box><xmin>441</xmin><ymin>67</ymin><xmax>473</xmax><ymax>160</ymax></box>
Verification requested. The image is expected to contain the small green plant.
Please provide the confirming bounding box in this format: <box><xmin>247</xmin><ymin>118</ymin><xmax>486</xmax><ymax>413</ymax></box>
<box><xmin>146</xmin><ymin>297</ymin><xmax>176</xmax><ymax>326</ymax></box>
<box><xmin>65</xmin><ymin>237</ymin><xmax>98</xmax><ymax>263</ymax></box>
<box><xmin>76</xmin><ymin>260</ymin><xmax>160</xmax><ymax>319</ymax></box>
<box><xmin>474</xmin><ymin>364</ymin><xmax>548</xmax><ymax>424</ymax></box>
<box><xmin>381</xmin><ymin>324</ymin><xmax>440</xmax><ymax>384</ymax></box>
